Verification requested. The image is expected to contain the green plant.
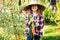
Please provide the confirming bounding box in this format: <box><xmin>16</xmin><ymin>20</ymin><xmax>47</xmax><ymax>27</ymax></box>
<box><xmin>54</xmin><ymin>3</ymin><xmax>60</xmax><ymax>26</ymax></box>
<box><xmin>44</xmin><ymin>8</ymin><xmax>55</xmax><ymax>24</ymax></box>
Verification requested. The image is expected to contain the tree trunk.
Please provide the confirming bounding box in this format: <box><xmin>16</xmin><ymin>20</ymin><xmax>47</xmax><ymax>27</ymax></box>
<box><xmin>19</xmin><ymin>0</ymin><xmax>21</xmax><ymax>5</ymax></box>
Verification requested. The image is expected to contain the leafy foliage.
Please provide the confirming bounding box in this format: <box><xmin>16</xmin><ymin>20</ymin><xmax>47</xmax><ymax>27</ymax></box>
<box><xmin>44</xmin><ymin>7</ymin><xmax>55</xmax><ymax>24</ymax></box>
<box><xmin>54</xmin><ymin>3</ymin><xmax>60</xmax><ymax>26</ymax></box>
<box><xmin>0</xmin><ymin>0</ymin><xmax>26</xmax><ymax>40</ymax></box>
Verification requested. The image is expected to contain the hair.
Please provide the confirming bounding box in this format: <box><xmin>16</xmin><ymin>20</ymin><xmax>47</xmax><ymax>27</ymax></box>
<box><xmin>37</xmin><ymin>9</ymin><xmax>42</xmax><ymax>15</ymax></box>
<box><xmin>25</xmin><ymin>8</ymin><xmax>32</xmax><ymax>14</ymax></box>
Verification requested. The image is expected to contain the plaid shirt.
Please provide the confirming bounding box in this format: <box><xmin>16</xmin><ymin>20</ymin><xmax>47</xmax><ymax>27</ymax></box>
<box><xmin>26</xmin><ymin>14</ymin><xmax>33</xmax><ymax>27</ymax></box>
<box><xmin>26</xmin><ymin>14</ymin><xmax>44</xmax><ymax>36</ymax></box>
<box><xmin>25</xmin><ymin>14</ymin><xmax>33</xmax><ymax>38</ymax></box>
<box><xmin>33</xmin><ymin>15</ymin><xmax>44</xmax><ymax>28</ymax></box>
<box><xmin>26</xmin><ymin>14</ymin><xmax>29</xmax><ymax>27</ymax></box>
<box><xmin>33</xmin><ymin>14</ymin><xmax>44</xmax><ymax>36</ymax></box>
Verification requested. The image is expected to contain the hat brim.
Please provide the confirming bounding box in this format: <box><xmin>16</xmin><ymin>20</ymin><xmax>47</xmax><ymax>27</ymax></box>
<box><xmin>24</xmin><ymin>4</ymin><xmax>45</xmax><ymax>11</ymax></box>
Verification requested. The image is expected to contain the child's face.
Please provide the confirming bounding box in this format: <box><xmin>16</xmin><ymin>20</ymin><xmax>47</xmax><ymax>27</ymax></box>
<box><xmin>26</xmin><ymin>9</ymin><xmax>31</xmax><ymax>14</ymax></box>
<box><xmin>31</xmin><ymin>5</ymin><xmax>38</xmax><ymax>12</ymax></box>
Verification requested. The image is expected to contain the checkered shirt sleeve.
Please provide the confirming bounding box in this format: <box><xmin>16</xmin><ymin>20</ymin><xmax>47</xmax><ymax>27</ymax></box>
<box><xmin>26</xmin><ymin>15</ymin><xmax>29</xmax><ymax>27</ymax></box>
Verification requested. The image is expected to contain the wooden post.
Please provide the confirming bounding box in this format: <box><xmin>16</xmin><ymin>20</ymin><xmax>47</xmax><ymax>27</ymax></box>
<box><xmin>48</xmin><ymin>0</ymin><xmax>56</xmax><ymax>5</ymax></box>
<box><xmin>19</xmin><ymin>0</ymin><xmax>21</xmax><ymax>5</ymax></box>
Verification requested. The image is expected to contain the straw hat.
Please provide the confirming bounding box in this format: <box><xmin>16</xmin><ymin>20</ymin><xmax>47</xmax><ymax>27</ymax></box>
<box><xmin>24</xmin><ymin>0</ymin><xmax>45</xmax><ymax>11</ymax></box>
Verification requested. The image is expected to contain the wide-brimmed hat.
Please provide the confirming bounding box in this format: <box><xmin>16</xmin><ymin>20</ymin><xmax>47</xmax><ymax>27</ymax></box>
<box><xmin>24</xmin><ymin>0</ymin><xmax>45</xmax><ymax>11</ymax></box>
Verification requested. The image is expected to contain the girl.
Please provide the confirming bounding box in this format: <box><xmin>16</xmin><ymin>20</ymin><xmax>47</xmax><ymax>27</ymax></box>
<box><xmin>25</xmin><ymin>5</ymin><xmax>44</xmax><ymax>40</ymax></box>
<box><xmin>30</xmin><ymin>5</ymin><xmax>44</xmax><ymax>40</ymax></box>
<box><xmin>23</xmin><ymin>1</ymin><xmax>45</xmax><ymax>40</ymax></box>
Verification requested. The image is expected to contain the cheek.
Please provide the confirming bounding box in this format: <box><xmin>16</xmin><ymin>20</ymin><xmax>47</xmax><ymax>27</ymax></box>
<box><xmin>35</xmin><ymin>8</ymin><xmax>37</xmax><ymax>11</ymax></box>
<box><xmin>35</xmin><ymin>7</ymin><xmax>38</xmax><ymax>10</ymax></box>
<box><xmin>31</xmin><ymin>7</ymin><xmax>33</xmax><ymax>11</ymax></box>
<box><xmin>32</xmin><ymin>9</ymin><xmax>36</xmax><ymax>11</ymax></box>
<box><xmin>31</xmin><ymin>8</ymin><xmax>35</xmax><ymax>11</ymax></box>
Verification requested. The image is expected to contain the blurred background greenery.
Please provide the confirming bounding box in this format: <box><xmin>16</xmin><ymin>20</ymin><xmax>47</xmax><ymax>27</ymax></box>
<box><xmin>0</xmin><ymin>0</ymin><xmax>60</xmax><ymax>40</ymax></box>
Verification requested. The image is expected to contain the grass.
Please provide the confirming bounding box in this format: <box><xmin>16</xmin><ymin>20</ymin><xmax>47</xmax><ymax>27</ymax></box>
<box><xmin>40</xmin><ymin>24</ymin><xmax>60</xmax><ymax>40</ymax></box>
<box><xmin>41</xmin><ymin>36</ymin><xmax>60</xmax><ymax>40</ymax></box>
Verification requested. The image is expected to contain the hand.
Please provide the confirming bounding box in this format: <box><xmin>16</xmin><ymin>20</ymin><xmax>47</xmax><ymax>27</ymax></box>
<box><xmin>36</xmin><ymin>23</ymin><xmax>39</xmax><ymax>27</ymax></box>
<box><xmin>30</xmin><ymin>18</ymin><xmax>34</xmax><ymax>22</ymax></box>
<box><xmin>24</xmin><ymin>27</ymin><xmax>29</xmax><ymax>34</ymax></box>
<box><xmin>28</xmin><ymin>18</ymin><xmax>34</xmax><ymax>24</ymax></box>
